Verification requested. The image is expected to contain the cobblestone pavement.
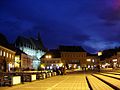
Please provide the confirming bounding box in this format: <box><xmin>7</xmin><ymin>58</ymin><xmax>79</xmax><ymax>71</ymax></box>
<box><xmin>0</xmin><ymin>72</ymin><xmax>90</xmax><ymax>90</ymax></box>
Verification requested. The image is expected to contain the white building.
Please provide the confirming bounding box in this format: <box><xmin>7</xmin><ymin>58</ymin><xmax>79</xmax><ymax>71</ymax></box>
<box><xmin>14</xmin><ymin>33</ymin><xmax>45</xmax><ymax>69</ymax></box>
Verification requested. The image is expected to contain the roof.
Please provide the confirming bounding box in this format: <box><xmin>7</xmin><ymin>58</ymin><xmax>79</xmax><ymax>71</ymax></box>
<box><xmin>14</xmin><ymin>34</ymin><xmax>46</xmax><ymax>51</ymax></box>
<box><xmin>0</xmin><ymin>33</ymin><xmax>8</xmax><ymax>45</ymax></box>
<box><xmin>59</xmin><ymin>45</ymin><xmax>86</xmax><ymax>52</ymax></box>
<box><xmin>30</xmin><ymin>37</ymin><xmax>45</xmax><ymax>50</ymax></box>
<box><xmin>87</xmin><ymin>53</ymin><xmax>98</xmax><ymax>56</ymax></box>
<box><xmin>0</xmin><ymin>33</ymin><xmax>16</xmax><ymax>52</ymax></box>
<box><xmin>41</xmin><ymin>49</ymin><xmax>61</xmax><ymax>58</ymax></box>
<box><xmin>14</xmin><ymin>36</ymin><xmax>34</xmax><ymax>47</ymax></box>
<box><xmin>98</xmin><ymin>47</ymin><xmax>120</xmax><ymax>60</ymax></box>
<box><xmin>15</xmin><ymin>48</ymin><xmax>28</xmax><ymax>55</ymax></box>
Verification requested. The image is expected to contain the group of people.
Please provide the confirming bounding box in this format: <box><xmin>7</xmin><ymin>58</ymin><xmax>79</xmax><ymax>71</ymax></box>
<box><xmin>53</xmin><ymin>67</ymin><xmax>66</xmax><ymax>75</ymax></box>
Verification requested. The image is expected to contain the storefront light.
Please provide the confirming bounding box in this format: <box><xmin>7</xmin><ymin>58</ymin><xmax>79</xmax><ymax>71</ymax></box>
<box><xmin>87</xmin><ymin>59</ymin><xmax>91</xmax><ymax>62</ymax></box>
<box><xmin>113</xmin><ymin>59</ymin><xmax>117</xmax><ymax>62</ymax></box>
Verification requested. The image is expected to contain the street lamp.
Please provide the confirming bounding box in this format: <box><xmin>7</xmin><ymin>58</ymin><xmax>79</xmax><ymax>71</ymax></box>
<box><xmin>59</xmin><ymin>63</ymin><xmax>63</xmax><ymax>67</ymax></box>
<box><xmin>45</xmin><ymin>55</ymin><xmax>52</xmax><ymax>59</ymax></box>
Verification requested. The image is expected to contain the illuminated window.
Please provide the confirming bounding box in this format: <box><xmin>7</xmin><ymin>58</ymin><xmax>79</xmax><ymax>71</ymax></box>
<box><xmin>3</xmin><ymin>51</ymin><xmax>5</xmax><ymax>57</ymax></box>
<box><xmin>87</xmin><ymin>59</ymin><xmax>91</xmax><ymax>62</ymax></box>
<box><xmin>7</xmin><ymin>53</ymin><xmax>8</xmax><ymax>58</ymax></box>
<box><xmin>10</xmin><ymin>54</ymin><xmax>11</xmax><ymax>58</ymax></box>
<box><xmin>12</xmin><ymin>55</ymin><xmax>14</xmax><ymax>59</ymax></box>
<box><xmin>113</xmin><ymin>59</ymin><xmax>117</xmax><ymax>62</ymax></box>
<box><xmin>0</xmin><ymin>50</ymin><xmax>2</xmax><ymax>56</ymax></box>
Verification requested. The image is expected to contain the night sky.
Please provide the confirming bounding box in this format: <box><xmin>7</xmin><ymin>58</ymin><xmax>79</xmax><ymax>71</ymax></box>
<box><xmin>0</xmin><ymin>0</ymin><xmax>120</xmax><ymax>53</ymax></box>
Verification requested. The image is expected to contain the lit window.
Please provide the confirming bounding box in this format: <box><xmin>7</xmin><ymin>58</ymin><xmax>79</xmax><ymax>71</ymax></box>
<box><xmin>87</xmin><ymin>59</ymin><xmax>91</xmax><ymax>62</ymax></box>
<box><xmin>10</xmin><ymin>54</ymin><xmax>11</xmax><ymax>58</ymax></box>
<box><xmin>3</xmin><ymin>51</ymin><xmax>5</xmax><ymax>57</ymax></box>
<box><xmin>0</xmin><ymin>50</ymin><xmax>2</xmax><ymax>56</ymax></box>
<box><xmin>113</xmin><ymin>59</ymin><xmax>117</xmax><ymax>62</ymax></box>
<box><xmin>12</xmin><ymin>55</ymin><xmax>14</xmax><ymax>59</ymax></box>
<box><xmin>7</xmin><ymin>53</ymin><xmax>8</xmax><ymax>58</ymax></box>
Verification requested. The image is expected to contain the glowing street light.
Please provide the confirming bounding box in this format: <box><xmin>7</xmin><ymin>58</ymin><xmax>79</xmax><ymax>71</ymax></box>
<box><xmin>45</xmin><ymin>55</ymin><xmax>52</xmax><ymax>59</ymax></box>
<box><xmin>59</xmin><ymin>63</ymin><xmax>63</xmax><ymax>67</ymax></box>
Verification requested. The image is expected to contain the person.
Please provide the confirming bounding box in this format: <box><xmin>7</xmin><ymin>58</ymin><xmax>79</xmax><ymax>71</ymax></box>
<box><xmin>97</xmin><ymin>65</ymin><xmax>100</xmax><ymax>72</ymax></box>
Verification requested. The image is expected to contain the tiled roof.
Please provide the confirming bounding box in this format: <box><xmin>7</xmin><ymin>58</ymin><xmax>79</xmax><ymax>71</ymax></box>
<box><xmin>59</xmin><ymin>45</ymin><xmax>86</xmax><ymax>52</ymax></box>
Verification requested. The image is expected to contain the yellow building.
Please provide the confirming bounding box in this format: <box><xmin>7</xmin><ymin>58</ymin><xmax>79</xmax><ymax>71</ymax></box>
<box><xmin>0</xmin><ymin>33</ymin><xmax>16</xmax><ymax>72</ymax></box>
<box><xmin>0</xmin><ymin>45</ymin><xmax>15</xmax><ymax>72</ymax></box>
<box><xmin>60</xmin><ymin>46</ymin><xmax>87</xmax><ymax>69</ymax></box>
<box><xmin>15</xmin><ymin>49</ymin><xmax>33</xmax><ymax>71</ymax></box>
<box><xmin>41</xmin><ymin>49</ymin><xmax>62</xmax><ymax>70</ymax></box>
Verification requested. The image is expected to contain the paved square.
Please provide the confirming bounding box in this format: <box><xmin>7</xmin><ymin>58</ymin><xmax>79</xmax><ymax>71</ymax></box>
<box><xmin>0</xmin><ymin>73</ymin><xmax>90</xmax><ymax>90</ymax></box>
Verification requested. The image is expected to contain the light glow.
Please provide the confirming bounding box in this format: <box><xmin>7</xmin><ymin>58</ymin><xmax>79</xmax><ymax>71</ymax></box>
<box><xmin>98</xmin><ymin>52</ymin><xmax>102</xmax><ymax>56</ymax></box>
<box><xmin>92</xmin><ymin>59</ymin><xmax>95</xmax><ymax>62</ymax></box>
<box><xmin>45</xmin><ymin>55</ymin><xmax>52</xmax><ymax>59</ymax></box>
<box><xmin>41</xmin><ymin>64</ymin><xmax>45</xmax><ymax>69</ymax></box>
<box><xmin>113</xmin><ymin>59</ymin><xmax>117</xmax><ymax>62</ymax></box>
<box><xmin>87</xmin><ymin>59</ymin><xmax>91</xmax><ymax>62</ymax></box>
<box><xmin>59</xmin><ymin>63</ymin><xmax>63</xmax><ymax>67</ymax></box>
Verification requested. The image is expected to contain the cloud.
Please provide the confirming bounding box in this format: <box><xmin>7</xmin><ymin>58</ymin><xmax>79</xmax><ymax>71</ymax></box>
<box><xmin>1</xmin><ymin>0</ymin><xmax>120</xmax><ymax>53</ymax></box>
<box><xmin>72</xmin><ymin>34</ymin><xmax>90</xmax><ymax>43</ymax></box>
<box><xmin>99</xmin><ymin>9</ymin><xmax>120</xmax><ymax>22</ymax></box>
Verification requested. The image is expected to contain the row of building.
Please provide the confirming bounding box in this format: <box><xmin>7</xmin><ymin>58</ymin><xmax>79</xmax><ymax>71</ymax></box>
<box><xmin>2</xmin><ymin>32</ymin><xmax>120</xmax><ymax>72</ymax></box>
<box><xmin>99</xmin><ymin>48</ymin><xmax>120</xmax><ymax>69</ymax></box>
<box><xmin>0</xmin><ymin>33</ymin><xmax>45</xmax><ymax>72</ymax></box>
<box><xmin>0</xmin><ymin>32</ymin><xmax>100</xmax><ymax>72</ymax></box>
<box><xmin>41</xmin><ymin>46</ymin><xmax>100</xmax><ymax>70</ymax></box>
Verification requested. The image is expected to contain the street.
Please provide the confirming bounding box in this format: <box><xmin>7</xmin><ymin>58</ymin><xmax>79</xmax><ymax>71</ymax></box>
<box><xmin>0</xmin><ymin>72</ymin><xmax>90</xmax><ymax>90</ymax></box>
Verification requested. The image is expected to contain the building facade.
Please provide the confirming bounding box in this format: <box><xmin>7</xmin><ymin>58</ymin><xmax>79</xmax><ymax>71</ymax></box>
<box><xmin>60</xmin><ymin>46</ymin><xmax>87</xmax><ymax>69</ymax></box>
<box><xmin>86</xmin><ymin>53</ymin><xmax>100</xmax><ymax>70</ymax></box>
<box><xmin>0</xmin><ymin>33</ymin><xmax>16</xmax><ymax>72</ymax></box>
<box><xmin>41</xmin><ymin>49</ymin><xmax>62</xmax><ymax>70</ymax></box>
<box><xmin>0</xmin><ymin>45</ymin><xmax>15</xmax><ymax>72</ymax></box>
<box><xmin>14</xmin><ymin>34</ymin><xmax>45</xmax><ymax>69</ymax></box>
<box><xmin>99</xmin><ymin>48</ymin><xmax>120</xmax><ymax>69</ymax></box>
<box><xmin>15</xmin><ymin>49</ymin><xmax>33</xmax><ymax>70</ymax></box>
<box><xmin>41</xmin><ymin>46</ymin><xmax>100</xmax><ymax>70</ymax></box>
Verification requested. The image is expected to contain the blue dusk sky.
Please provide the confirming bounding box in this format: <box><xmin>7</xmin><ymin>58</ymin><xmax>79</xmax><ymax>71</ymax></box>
<box><xmin>0</xmin><ymin>0</ymin><xmax>120</xmax><ymax>53</ymax></box>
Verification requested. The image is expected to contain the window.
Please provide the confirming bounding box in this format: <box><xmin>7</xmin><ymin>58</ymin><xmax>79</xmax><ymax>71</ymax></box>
<box><xmin>7</xmin><ymin>53</ymin><xmax>8</xmax><ymax>58</ymax></box>
<box><xmin>12</xmin><ymin>55</ymin><xmax>14</xmax><ymax>59</ymax></box>
<box><xmin>0</xmin><ymin>50</ymin><xmax>2</xmax><ymax>56</ymax></box>
<box><xmin>10</xmin><ymin>54</ymin><xmax>11</xmax><ymax>59</ymax></box>
<box><xmin>3</xmin><ymin>51</ymin><xmax>5</xmax><ymax>57</ymax></box>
